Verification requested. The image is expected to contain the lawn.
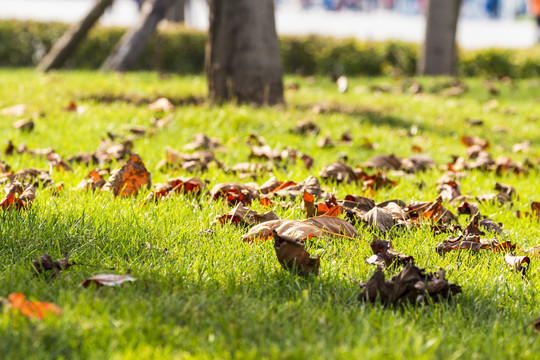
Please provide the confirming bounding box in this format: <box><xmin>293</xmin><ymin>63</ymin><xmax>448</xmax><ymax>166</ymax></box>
<box><xmin>0</xmin><ymin>69</ymin><xmax>539</xmax><ymax>359</ymax></box>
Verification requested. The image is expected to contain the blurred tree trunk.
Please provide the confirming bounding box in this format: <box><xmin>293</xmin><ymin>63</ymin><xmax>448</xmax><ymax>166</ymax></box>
<box><xmin>38</xmin><ymin>0</ymin><xmax>114</xmax><ymax>72</ymax></box>
<box><xmin>101</xmin><ymin>0</ymin><xmax>173</xmax><ymax>72</ymax></box>
<box><xmin>206</xmin><ymin>0</ymin><xmax>284</xmax><ymax>105</ymax></box>
<box><xmin>418</xmin><ymin>0</ymin><xmax>462</xmax><ymax>75</ymax></box>
<box><xmin>166</xmin><ymin>0</ymin><xmax>185</xmax><ymax>23</ymax></box>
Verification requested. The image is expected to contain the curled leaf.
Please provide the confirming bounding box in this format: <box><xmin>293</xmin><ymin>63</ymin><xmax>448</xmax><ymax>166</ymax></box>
<box><xmin>504</xmin><ymin>253</ymin><xmax>530</xmax><ymax>277</ymax></box>
<box><xmin>357</xmin><ymin>264</ymin><xmax>461</xmax><ymax>306</ymax></box>
<box><xmin>273</xmin><ymin>230</ymin><xmax>320</xmax><ymax>277</ymax></box>
<box><xmin>81</xmin><ymin>273</ymin><xmax>136</xmax><ymax>288</ymax></box>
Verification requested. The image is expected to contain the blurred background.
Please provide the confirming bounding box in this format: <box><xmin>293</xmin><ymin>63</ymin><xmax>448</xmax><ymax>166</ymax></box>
<box><xmin>0</xmin><ymin>0</ymin><xmax>537</xmax><ymax>49</ymax></box>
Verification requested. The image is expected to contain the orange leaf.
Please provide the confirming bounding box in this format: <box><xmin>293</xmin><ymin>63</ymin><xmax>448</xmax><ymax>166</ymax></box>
<box><xmin>271</xmin><ymin>180</ymin><xmax>297</xmax><ymax>193</ymax></box>
<box><xmin>323</xmin><ymin>205</ymin><xmax>342</xmax><ymax>217</ymax></box>
<box><xmin>8</xmin><ymin>293</ymin><xmax>62</xmax><ymax>320</ymax></box>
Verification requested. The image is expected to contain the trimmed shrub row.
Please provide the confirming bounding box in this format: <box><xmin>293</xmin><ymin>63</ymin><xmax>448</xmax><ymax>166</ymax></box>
<box><xmin>1</xmin><ymin>19</ymin><xmax>539</xmax><ymax>77</ymax></box>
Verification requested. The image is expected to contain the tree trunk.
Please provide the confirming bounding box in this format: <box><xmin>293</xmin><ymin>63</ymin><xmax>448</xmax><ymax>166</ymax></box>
<box><xmin>38</xmin><ymin>0</ymin><xmax>114</xmax><ymax>72</ymax></box>
<box><xmin>206</xmin><ymin>0</ymin><xmax>284</xmax><ymax>105</ymax></box>
<box><xmin>418</xmin><ymin>0</ymin><xmax>462</xmax><ymax>76</ymax></box>
<box><xmin>101</xmin><ymin>0</ymin><xmax>173</xmax><ymax>72</ymax></box>
<box><xmin>166</xmin><ymin>0</ymin><xmax>185</xmax><ymax>23</ymax></box>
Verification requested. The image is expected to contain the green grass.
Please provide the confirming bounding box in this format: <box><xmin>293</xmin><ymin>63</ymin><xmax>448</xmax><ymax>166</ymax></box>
<box><xmin>0</xmin><ymin>69</ymin><xmax>539</xmax><ymax>359</ymax></box>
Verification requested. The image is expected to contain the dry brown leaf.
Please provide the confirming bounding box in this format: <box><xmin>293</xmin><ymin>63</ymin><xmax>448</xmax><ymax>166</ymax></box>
<box><xmin>31</xmin><ymin>252</ymin><xmax>72</xmax><ymax>275</ymax></box>
<box><xmin>319</xmin><ymin>161</ymin><xmax>357</xmax><ymax>184</ymax></box>
<box><xmin>102</xmin><ymin>154</ymin><xmax>151</xmax><ymax>197</ymax></box>
<box><xmin>401</xmin><ymin>154</ymin><xmax>435</xmax><ymax>172</ymax></box>
<box><xmin>357</xmin><ymin>264</ymin><xmax>461</xmax><ymax>305</ymax></box>
<box><xmin>363</xmin><ymin>154</ymin><xmax>402</xmax><ymax>170</ymax></box>
<box><xmin>291</xmin><ymin>120</ymin><xmax>319</xmax><ymax>135</ymax></box>
<box><xmin>81</xmin><ymin>273</ymin><xmax>136</xmax><ymax>288</ymax></box>
<box><xmin>214</xmin><ymin>203</ymin><xmax>279</xmax><ymax>227</ymax></box>
<box><xmin>185</xmin><ymin>133</ymin><xmax>221</xmax><ymax>151</ymax></box>
<box><xmin>363</xmin><ymin>207</ymin><xmax>395</xmax><ymax>235</ymax></box>
<box><xmin>273</xmin><ymin>230</ymin><xmax>320</xmax><ymax>276</ymax></box>
<box><xmin>241</xmin><ymin>216</ymin><xmax>358</xmax><ymax>242</ymax></box>
<box><xmin>437</xmin><ymin>176</ymin><xmax>461</xmax><ymax>203</ymax></box>
<box><xmin>457</xmin><ymin>201</ymin><xmax>480</xmax><ymax>215</ymax></box>
<box><xmin>47</xmin><ymin>151</ymin><xmax>73</xmax><ymax>172</ymax></box>
<box><xmin>504</xmin><ymin>253</ymin><xmax>530</xmax><ymax>277</ymax></box>
<box><xmin>13</xmin><ymin>119</ymin><xmax>34</xmax><ymax>132</ymax></box>
<box><xmin>259</xmin><ymin>176</ymin><xmax>281</xmax><ymax>194</ymax></box>
<box><xmin>366</xmin><ymin>236</ymin><xmax>413</xmax><ymax>269</ymax></box>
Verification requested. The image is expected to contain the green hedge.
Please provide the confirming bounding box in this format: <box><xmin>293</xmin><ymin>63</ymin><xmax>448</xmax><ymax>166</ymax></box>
<box><xmin>1</xmin><ymin>19</ymin><xmax>539</xmax><ymax>77</ymax></box>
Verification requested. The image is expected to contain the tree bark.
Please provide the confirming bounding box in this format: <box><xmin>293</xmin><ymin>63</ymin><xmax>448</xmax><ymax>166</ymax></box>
<box><xmin>166</xmin><ymin>0</ymin><xmax>185</xmax><ymax>23</ymax></box>
<box><xmin>418</xmin><ymin>0</ymin><xmax>462</xmax><ymax>76</ymax></box>
<box><xmin>38</xmin><ymin>0</ymin><xmax>114</xmax><ymax>72</ymax></box>
<box><xmin>101</xmin><ymin>0</ymin><xmax>173</xmax><ymax>72</ymax></box>
<box><xmin>206</xmin><ymin>0</ymin><xmax>284</xmax><ymax>105</ymax></box>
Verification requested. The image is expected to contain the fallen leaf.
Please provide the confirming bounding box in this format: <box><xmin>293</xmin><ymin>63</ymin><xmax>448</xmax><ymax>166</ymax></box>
<box><xmin>363</xmin><ymin>154</ymin><xmax>402</xmax><ymax>170</ymax></box>
<box><xmin>504</xmin><ymin>253</ymin><xmax>530</xmax><ymax>277</ymax></box>
<box><xmin>319</xmin><ymin>161</ymin><xmax>357</xmax><ymax>184</ymax></box>
<box><xmin>211</xmin><ymin>182</ymin><xmax>259</xmax><ymax>206</ymax></box>
<box><xmin>457</xmin><ymin>201</ymin><xmax>480</xmax><ymax>215</ymax></box>
<box><xmin>479</xmin><ymin>218</ymin><xmax>504</xmax><ymax>235</ymax></box>
<box><xmin>259</xmin><ymin>176</ymin><xmax>281</xmax><ymax>194</ymax></box>
<box><xmin>47</xmin><ymin>151</ymin><xmax>73</xmax><ymax>172</ymax></box>
<box><xmin>272</xmin><ymin>175</ymin><xmax>323</xmax><ymax>201</ymax></box>
<box><xmin>8</xmin><ymin>293</ymin><xmax>62</xmax><ymax>319</ymax></box>
<box><xmin>102</xmin><ymin>154</ymin><xmax>151</xmax><ymax>197</ymax></box>
<box><xmin>0</xmin><ymin>168</ymin><xmax>53</xmax><ymax>188</ymax></box>
<box><xmin>495</xmin><ymin>155</ymin><xmax>527</xmax><ymax>175</ymax></box>
<box><xmin>0</xmin><ymin>104</ymin><xmax>26</xmax><ymax>116</ymax></box>
<box><xmin>357</xmin><ymin>264</ymin><xmax>461</xmax><ymax>305</ymax></box>
<box><xmin>273</xmin><ymin>230</ymin><xmax>320</xmax><ymax>276</ymax></box>
<box><xmin>81</xmin><ymin>273</ymin><xmax>136</xmax><ymax>288</ymax></box>
<box><xmin>214</xmin><ymin>203</ymin><xmax>279</xmax><ymax>226</ymax></box>
<box><xmin>512</xmin><ymin>141</ymin><xmax>530</xmax><ymax>153</ymax></box>
<box><xmin>401</xmin><ymin>154</ymin><xmax>435</xmax><ymax>172</ymax></box>
<box><xmin>302</xmin><ymin>191</ymin><xmax>341</xmax><ymax>218</ymax></box>
<box><xmin>77</xmin><ymin>169</ymin><xmax>108</xmax><ymax>191</ymax></box>
<box><xmin>317</xmin><ymin>135</ymin><xmax>337</xmax><ymax>148</ymax></box>
<box><xmin>31</xmin><ymin>252</ymin><xmax>72</xmax><ymax>275</ymax></box>
<box><xmin>63</xmin><ymin>100</ymin><xmax>78</xmax><ymax>112</ymax></box>
<box><xmin>184</xmin><ymin>133</ymin><xmax>221</xmax><ymax>151</ymax></box>
<box><xmin>437</xmin><ymin>176</ymin><xmax>462</xmax><ymax>203</ymax></box>
<box><xmin>13</xmin><ymin>119</ymin><xmax>34</xmax><ymax>132</ymax></box>
<box><xmin>494</xmin><ymin>182</ymin><xmax>517</xmax><ymax>199</ymax></box>
<box><xmin>363</xmin><ymin>207</ymin><xmax>395</xmax><ymax>235</ymax></box>
<box><xmin>147</xmin><ymin>97</ymin><xmax>174</xmax><ymax>112</ymax></box>
<box><xmin>291</xmin><ymin>120</ymin><xmax>319</xmax><ymax>135</ymax></box>
<box><xmin>242</xmin><ymin>216</ymin><xmax>358</xmax><ymax>242</ymax></box>
<box><xmin>0</xmin><ymin>182</ymin><xmax>35</xmax><ymax>210</ymax></box>
<box><xmin>461</xmin><ymin>135</ymin><xmax>489</xmax><ymax>149</ymax></box>
<box><xmin>366</xmin><ymin>235</ymin><xmax>413</xmax><ymax>269</ymax></box>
